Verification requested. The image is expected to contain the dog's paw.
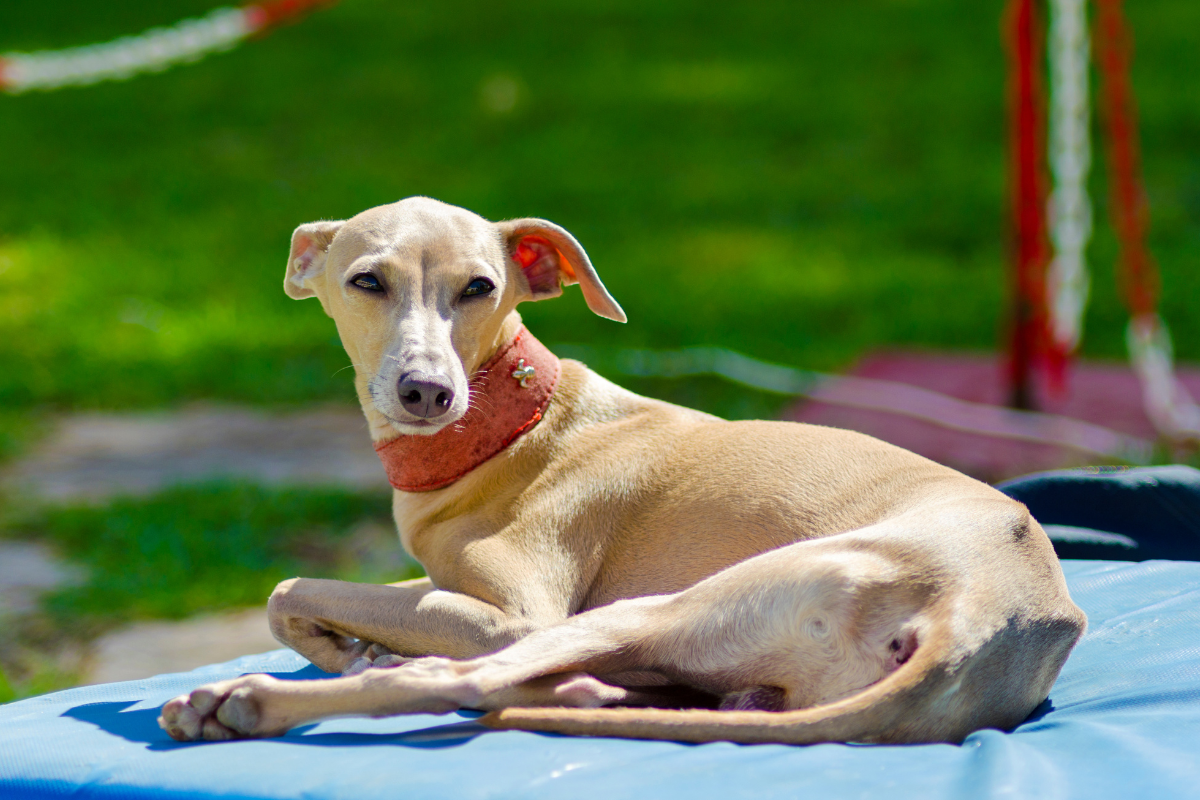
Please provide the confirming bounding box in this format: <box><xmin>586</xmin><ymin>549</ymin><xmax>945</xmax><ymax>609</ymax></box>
<box><xmin>158</xmin><ymin>675</ymin><xmax>287</xmax><ymax>742</ymax></box>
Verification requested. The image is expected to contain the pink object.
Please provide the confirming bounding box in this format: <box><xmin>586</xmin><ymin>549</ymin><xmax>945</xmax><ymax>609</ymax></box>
<box><xmin>787</xmin><ymin>350</ymin><xmax>1200</xmax><ymax>482</ymax></box>
<box><xmin>374</xmin><ymin>328</ymin><xmax>561</xmax><ymax>492</ymax></box>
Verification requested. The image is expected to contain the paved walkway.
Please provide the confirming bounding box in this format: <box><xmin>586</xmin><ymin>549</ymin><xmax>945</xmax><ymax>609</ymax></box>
<box><xmin>85</xmin><ymin>608</ymin><xmax>281</xmax><ymax>685</ymax></box>
<box><xmin>1</xmin><ymin>403</ymin><xmax>387</xmax><ymax>502</ymax></box>
<box><xmin>0</xmin><ymin>540</ymin><xmax>84</xmax><ymax>619</ymax></box>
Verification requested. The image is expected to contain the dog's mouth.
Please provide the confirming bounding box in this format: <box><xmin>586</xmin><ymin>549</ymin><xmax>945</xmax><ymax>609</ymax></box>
<box><xmin>396</xmin><ymin>418</ymin><xmax>443</xmax><ymax>430</ymax></box>
<box><xmin>376</xmin><ymin>408</ymin><xmax>465</xmax><ymax>436</ymax></box>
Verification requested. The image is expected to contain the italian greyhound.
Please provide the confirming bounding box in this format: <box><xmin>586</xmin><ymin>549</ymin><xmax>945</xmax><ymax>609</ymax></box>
<box><xmin>159</xmin><ymin>197</ymin><xmax>1085</xmax><ymax>745</ymax></box>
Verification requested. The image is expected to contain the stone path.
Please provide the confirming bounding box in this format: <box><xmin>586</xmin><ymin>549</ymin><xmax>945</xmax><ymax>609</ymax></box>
<box><xmin>2</xmin><ymin>403</ymin><xmax>387</xmax><ymax>503</ymax></box>
<box><xmin>85</xmin><ymin>608</ymin><xmax>281</xmax><ymax>685</ymax></box>
<box><xmin>0</xmin><ymin>540</ymin><xmax>84</xmax><ymax>619</ymax></box>
<box><xmin>1</xmin><ymin>403</ymin><xmax>384</xmax><ymax>686</ymax></box>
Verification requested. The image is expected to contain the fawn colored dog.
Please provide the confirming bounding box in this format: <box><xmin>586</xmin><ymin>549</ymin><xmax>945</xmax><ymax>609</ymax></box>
<box><xmin>160</xmin><ymin>197</ymin><xmax>1085</xmax><ymax>745</ymax></box>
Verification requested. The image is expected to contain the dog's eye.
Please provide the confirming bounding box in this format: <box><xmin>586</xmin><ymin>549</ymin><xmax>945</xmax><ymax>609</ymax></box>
<box><xmin>462</xmin><ymin>278</ymin><xmax>495</xmax><ymax>298</ymax></box>
<box><xmin>351</xmin><ymin>273</ymin><xmax>383</xmax><ymax>292</ymax></box>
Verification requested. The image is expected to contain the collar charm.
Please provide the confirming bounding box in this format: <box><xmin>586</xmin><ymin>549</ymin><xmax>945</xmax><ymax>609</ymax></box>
<box><xmin>512</xmin><ymin>359</ymin><xmax>536</xmax><ymax>388</ymax></box>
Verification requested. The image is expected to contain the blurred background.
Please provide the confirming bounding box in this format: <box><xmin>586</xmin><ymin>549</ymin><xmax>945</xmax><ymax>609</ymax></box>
<box><xmin>0</xmin><ymin>0</ymin><xmax>1196</xmax><ymax>699</ymax></box>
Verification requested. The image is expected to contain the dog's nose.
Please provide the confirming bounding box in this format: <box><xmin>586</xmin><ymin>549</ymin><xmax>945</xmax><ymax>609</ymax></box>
<box><xmin>397</xmin><ymin>375</ymin><xmax>455</xmax><ymax>419</ymax></box>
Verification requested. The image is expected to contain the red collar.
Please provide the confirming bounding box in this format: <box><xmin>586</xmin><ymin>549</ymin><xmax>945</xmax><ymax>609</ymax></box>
<box><xmin>373</xmin><ymin>328</ymin><xmax>561</xmax><ymax>492</ymax></box>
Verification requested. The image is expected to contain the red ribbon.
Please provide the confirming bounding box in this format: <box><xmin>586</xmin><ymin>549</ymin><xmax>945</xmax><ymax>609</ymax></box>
<box><xmin>1004</xmin><ymin>0</ymin><xmax>1062</xmax><ymax>406</ymax></box>
<box><xmin>1094</xmin><ymin>0</ymin><xmax>1159</xmax><ymax>319</ymax></box>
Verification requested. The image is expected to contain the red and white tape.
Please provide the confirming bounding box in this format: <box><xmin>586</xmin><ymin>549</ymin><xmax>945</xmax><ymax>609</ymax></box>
<box><xmin>1007</xmin><ymin>0</ymin><xmax>1198</xmax><ymax>444</ymax></box>
<box><xmin>1093</xmin><ymin>0</ymin><xmax>1200</xmax><ymax>443</ymax></box>
<box><xmin>0</xmin><ymin>0</ymin><xmax>333</xmax><ymax>94</ymax></box>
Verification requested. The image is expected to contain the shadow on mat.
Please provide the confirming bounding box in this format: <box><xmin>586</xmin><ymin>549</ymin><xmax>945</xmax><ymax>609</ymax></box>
<box><xmin>62</xmin><ymin>664</ymin><xmax>495</xmax><ymax>750</ymax></box>
<box><xmin>62</xmin><ymin>701</ymin><xmax>494</xmax><ymax>750</ymax></box>
<box><xmin>1017</xmin><ymin>698</ymin><xmax>1056</xmax><ymax>727</ymax></box>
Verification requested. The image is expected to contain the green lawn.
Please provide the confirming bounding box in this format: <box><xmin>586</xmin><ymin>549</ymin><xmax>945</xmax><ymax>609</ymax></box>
<box><xmin>1</xmin><ymin>0</ymin><xmax>1197</xmax><ymax>419</ymax></box>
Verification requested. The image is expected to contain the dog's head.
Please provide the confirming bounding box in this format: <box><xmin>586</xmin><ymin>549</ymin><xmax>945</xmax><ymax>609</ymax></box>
<box><xmin>283</xmin><ymin>197</ymin><xmax>624</xmax><ymax>436</ymax></box>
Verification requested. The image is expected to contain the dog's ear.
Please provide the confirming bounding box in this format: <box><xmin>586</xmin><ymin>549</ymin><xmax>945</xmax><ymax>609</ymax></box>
<box><xmin>285</xmin><ymin>220</ymin><xmax>344</xmax><ymax>300</ymax></box>
<box><xmin>497</xmin><ymin>218</ymin><xmax>627</xmax><ymax>323</ymax></box>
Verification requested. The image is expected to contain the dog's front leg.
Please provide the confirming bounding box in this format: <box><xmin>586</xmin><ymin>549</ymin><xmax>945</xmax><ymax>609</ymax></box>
<box><xmin>158</xmin><ymin>663</ymin><xmax>478</xmax><ymax>741</ymax></box>
<box><xmin>158</xmin><ymin>665</ymin><xmax>643</xmax><ymax>742</ymax></box>
<box><xmin>268</xmin><ymin>576</ymin><xmax>541</xmax><ymax>673</ymax></box>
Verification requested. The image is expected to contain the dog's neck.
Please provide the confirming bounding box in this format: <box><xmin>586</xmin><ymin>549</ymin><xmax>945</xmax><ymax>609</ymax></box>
<box><xmin>373</xmin><ymin>327</ymin><xmax>561</xmax><ymax>492</ymax></box>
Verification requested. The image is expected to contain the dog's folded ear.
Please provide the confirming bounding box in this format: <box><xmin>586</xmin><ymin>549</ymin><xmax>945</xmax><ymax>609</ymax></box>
<box><xmin>498</xmin><ymin>218</ymin><xmax>627</xmax><ymax>323</ymax></box>
<box><xmin>285</xmin><ymin>220</ymin><xmax>345</xmax><ymax>300</ymax></box>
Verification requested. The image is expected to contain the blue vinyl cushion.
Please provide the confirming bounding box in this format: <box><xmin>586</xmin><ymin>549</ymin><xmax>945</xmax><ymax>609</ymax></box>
<box><xmin>999</xmin><ymin>465</ymin><xmax>1200</xmax><ymax>561</ymax></box>
<box><xmin>1</xmin><ymin>559</ymin><xmax>1199</xmax><ymax>799</ymax></box>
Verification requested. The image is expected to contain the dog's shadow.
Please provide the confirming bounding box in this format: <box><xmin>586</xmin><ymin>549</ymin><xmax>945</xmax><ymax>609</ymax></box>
<box><xmin>62</xmin><ymin>666</ymin><xmax>495</xmax><ymax>751</ymax></box>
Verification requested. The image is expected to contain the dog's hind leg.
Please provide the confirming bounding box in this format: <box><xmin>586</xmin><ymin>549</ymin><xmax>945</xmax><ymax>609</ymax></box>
<box><xmin>160</xmin><ymin>538</ymin><xmax>925</xmax><ymax>741</ymax></box>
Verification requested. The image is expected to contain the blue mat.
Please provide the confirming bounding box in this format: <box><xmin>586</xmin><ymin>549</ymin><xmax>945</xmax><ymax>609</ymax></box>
<box><xmin>1000</xmin><ymin>465</ymin><xmax>1200</xmax><ymax>561</ymax></box>
<box><xmin>2</xmin><ymin>559</ymin><xmax>1199</xmax><ymax>799</ymax></box>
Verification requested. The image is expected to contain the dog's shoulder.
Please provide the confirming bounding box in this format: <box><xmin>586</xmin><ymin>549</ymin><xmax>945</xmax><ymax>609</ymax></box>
<box><xmin>554</xmin><ymin>358</ymin><xmax>719</xmax><ymax>427</ymax></box>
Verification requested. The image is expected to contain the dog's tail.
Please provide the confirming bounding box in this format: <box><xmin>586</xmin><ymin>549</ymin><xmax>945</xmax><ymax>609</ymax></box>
<box><xmin>481</xmin><ymin>614</ymin><xmax>1081</xmax><ymax>745</ymax></box>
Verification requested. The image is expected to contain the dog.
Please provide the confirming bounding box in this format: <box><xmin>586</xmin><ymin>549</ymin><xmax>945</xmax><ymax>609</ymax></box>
<box><xmin>159</xmin><ymin>197</ymin><xmax>1086</xmax><ymax>745</ymax></box>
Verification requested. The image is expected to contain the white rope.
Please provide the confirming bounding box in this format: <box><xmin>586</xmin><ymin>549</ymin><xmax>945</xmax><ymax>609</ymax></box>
<box><xmin>1</xmin><ymin>8</ymin><xmax>253</xmax><ymax>93</ymax></box>
<box><xmin>1127</xmin><ymin>314</ymin><xmax>1200</xmax><ymax>442</ymax></box>
<box><xmin>1044</xmin><ymin>2</ymin><xmax>1198</xmax><ymax>445</ymax></box>
<box><xmin>1046</xmin><ymin>0</ymin><xmax>1093</xmax><ymax>353</ymax></box>
<box><xmin>555</xmin><ymin>344</ymin><xmax>1152</xmax><ymax>464</ymax></box>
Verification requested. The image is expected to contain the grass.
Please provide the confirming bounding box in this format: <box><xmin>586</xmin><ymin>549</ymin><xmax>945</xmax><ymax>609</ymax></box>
<box><xmin>0</xmin><ymin>0</ymin><xmax>1196</xmax><ymax>420</ymax></box>
<box><xmin>0</xmin><ymin>482</ymin><xmax>421</xmax><ymax>698</ymax></box>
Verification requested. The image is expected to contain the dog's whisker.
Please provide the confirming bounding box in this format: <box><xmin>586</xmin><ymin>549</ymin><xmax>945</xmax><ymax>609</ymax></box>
<box><xmin>467</xmin><ymin>387</ymin><xmax>495</xmax><ymax>410</ymax></box>
<box><xmin>333</xmin><ymin>361</ymin><xmax>370</xmax><ymax>378</ymax></box>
